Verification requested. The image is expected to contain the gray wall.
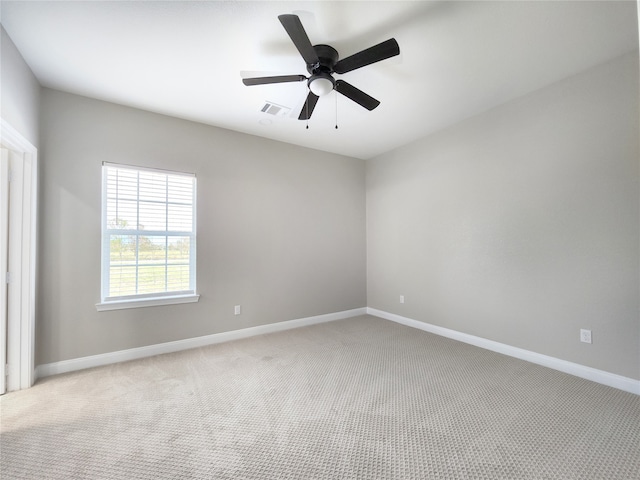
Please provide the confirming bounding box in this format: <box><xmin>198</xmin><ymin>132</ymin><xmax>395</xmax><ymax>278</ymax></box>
<box><xmin>1</xmin><ymin>25</ymin><xmax>40</xmax><ymax>146</ymax></box>
<box><xmin>37</xmin><ymin>89</ymin><xmax>366</xmax><ymax>365</ymax></box>
<box><xmin>367</xmin><ymin>52</ymin><xmax>639</xmax><ymax>380</ymax></box>
<box><xmin>27</xmin><ymin>46</ymin><xmax>640</xmax><ymax>382</ymax></box>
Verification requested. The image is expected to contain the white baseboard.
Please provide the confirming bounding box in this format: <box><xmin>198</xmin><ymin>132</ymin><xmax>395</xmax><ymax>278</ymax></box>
<box><xmin>34</xmin><ymin>306</ymin><xmax>640</xmax><ymax>396</ymax></box>
<box><xmin>367</xmin><ymin>308</ymin><xmax>640</xmax><ymax>395</ymax></box>
<box><xmin>35</xmin><ymin>307</ymin><xmax>367</xmax><ymax>380</ymax></box>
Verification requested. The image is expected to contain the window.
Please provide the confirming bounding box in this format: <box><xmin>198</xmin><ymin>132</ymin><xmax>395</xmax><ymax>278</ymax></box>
<box><xmin>97</xmin><ymin>163</ymin><xmax>198</xmax><ymax>310</ymax></box>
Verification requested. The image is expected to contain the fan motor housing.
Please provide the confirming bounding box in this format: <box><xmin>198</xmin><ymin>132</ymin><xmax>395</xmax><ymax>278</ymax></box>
<box><xmin>308</xmin><ymin>44</ymin><xmax>339</xmax><ymax>74</ymax></box>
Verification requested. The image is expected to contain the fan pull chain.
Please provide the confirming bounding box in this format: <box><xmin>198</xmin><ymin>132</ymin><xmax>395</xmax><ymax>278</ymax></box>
<box><xmin>306</xmin><ymin>94</ymin><xmax>309</xmax><ymax>129</ymax></box>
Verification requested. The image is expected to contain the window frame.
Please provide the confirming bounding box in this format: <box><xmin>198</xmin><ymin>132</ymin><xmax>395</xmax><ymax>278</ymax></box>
<box><xmin>96</xmin><ymin>162</ymin><xmax>199</xmax><ymax>311</ymax></box>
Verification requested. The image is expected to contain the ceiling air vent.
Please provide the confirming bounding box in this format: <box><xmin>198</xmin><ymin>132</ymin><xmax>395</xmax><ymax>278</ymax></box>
<box><xmin>260</xmin><ymin>101</ymin><xmax>291</xmax><ymax>117</ymax></box>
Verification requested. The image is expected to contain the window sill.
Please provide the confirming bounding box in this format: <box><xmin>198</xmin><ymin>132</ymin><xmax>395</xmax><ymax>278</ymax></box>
<box><xmin>96</xmin><ymin>294</ymin><xmax>200</xmax><ymax>312</ymax></box>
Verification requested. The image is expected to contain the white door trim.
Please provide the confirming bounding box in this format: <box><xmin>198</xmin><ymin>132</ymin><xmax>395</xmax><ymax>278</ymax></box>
<box><xmin>0</xmin><ymin>119</ymin><xmax>37</xmax><ymax>391</ymax></box>
<box><xmin>0</xmin><ymin>150</ymin><xmax>9</xmax><ymax>394</ymax></box>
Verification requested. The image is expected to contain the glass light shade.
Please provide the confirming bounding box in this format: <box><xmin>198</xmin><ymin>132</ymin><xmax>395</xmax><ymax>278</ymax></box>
<box><xmin>309</xmin><ymin>77</ymin><xmax>334</xmax><ymax>96</ymax></box>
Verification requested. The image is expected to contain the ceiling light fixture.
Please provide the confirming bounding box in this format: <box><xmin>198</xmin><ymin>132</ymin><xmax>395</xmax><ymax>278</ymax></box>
<box><xmin>308</xmin><ymin>73</ymin><xmax>335</xmax><ymax>96</ymax></box>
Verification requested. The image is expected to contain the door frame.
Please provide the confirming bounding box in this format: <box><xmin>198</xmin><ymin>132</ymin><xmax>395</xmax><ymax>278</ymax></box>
<box><xmin>0</xmin><ymin>118</ymin><xmax>37</xmax><ymax>391</ymax></box>
<box><xmin>0</xmin><ymin>149</ymin><xmax>8</xmax><ymax>394</ymax></box>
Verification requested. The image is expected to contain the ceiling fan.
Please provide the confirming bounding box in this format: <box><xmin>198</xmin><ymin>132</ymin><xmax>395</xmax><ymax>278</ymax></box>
<box><xmin>242</xmin><ymin>14</ymin><xmax>400</xmax><ymax>121</ymax></box>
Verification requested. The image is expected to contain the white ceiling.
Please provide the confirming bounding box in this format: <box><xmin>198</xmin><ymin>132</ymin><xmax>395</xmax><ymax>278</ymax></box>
<box><xmin>1</xmin><ymin>1</ymin><xmax>638</xmax><ymax>159</ymax></box>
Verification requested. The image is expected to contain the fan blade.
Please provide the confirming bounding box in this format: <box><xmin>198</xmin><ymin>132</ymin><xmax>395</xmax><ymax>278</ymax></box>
<box><xmin>298</xmin><ymin>91</ymin><xmax>320</xmax><ymax>120</ymax></box>
<box><xmin>333</xmin><ymin>38</ymin><xmax>400</xmax><ymax>74</ymax></box>
<box><xmin>243</xmin><ymin>75</ymin><xmax>306</xmax><ymax>86</ymax></box>
<box><xmin>335</xmin><ymin>80</ymin><xmax>380</xmax><ymax>111</ymax></box>
<box><xmin>278</xmin><ymin>14</ymin><xmax>320</xmax><ymax>66</ymax></box>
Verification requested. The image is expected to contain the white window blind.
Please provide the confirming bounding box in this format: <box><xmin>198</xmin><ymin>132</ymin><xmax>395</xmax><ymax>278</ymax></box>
<box><xmin>101</xmin><ymin>163</ymin><xmax>196</xmax><ymax>303</ymax></box>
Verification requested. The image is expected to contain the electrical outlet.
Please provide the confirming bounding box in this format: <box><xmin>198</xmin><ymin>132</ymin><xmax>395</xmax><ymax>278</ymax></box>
<box><xmin>580</xmin><ymin>329</ymin><xmax>592</xmax><ymax>344</ymax></box>
<box><xmin>234</xmin><ymin>305</ymin><xmax>241</xmax><ymax>315</ymax></box>
<box><xmin>399</xmin><ymin>295</ymin><xmax>405</xmax><ymax>304</ymax></box>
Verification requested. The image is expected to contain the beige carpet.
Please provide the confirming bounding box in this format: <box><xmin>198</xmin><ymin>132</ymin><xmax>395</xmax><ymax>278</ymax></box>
<box><xmin>1</xmin><ymin>315</ymin><xmax>639</xmax><ymax>479</ymax></box>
